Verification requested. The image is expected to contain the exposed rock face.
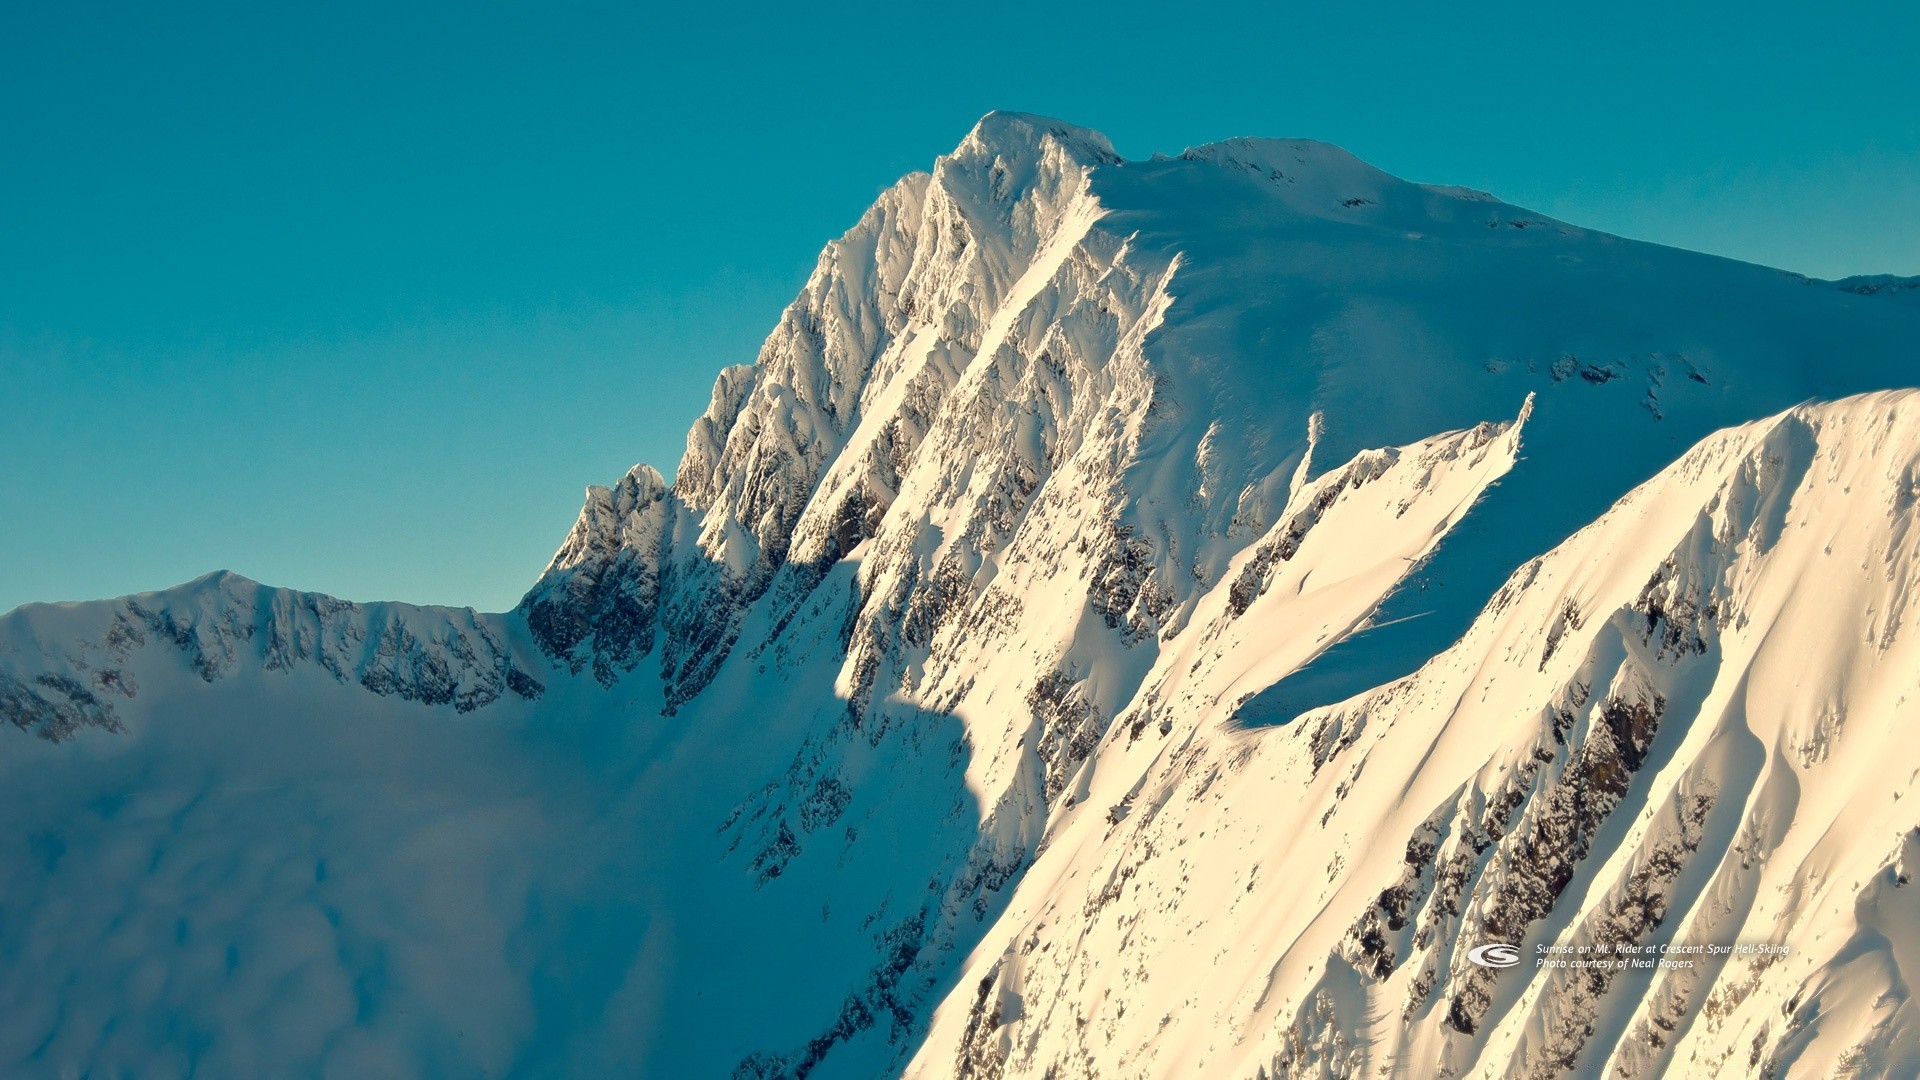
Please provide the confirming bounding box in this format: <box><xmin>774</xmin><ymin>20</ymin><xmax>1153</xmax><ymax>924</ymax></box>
<box><xmin>521</xmin><ymin>464</ymin><xmax>672</xmax><ymax>686</ymax></box>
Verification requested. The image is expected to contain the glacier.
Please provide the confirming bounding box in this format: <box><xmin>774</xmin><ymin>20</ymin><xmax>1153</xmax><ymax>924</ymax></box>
<box><xmin>4</xmin><ymin>112</ymin><xmax>1920</xmax><ymax>1078</ymax></box>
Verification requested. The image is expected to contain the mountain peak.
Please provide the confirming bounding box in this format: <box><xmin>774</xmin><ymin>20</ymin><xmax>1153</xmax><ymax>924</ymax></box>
<box><xmin>959</xmin><ymin>110</ymin><xmax>1120</xmax><ymax>165</ymax></box>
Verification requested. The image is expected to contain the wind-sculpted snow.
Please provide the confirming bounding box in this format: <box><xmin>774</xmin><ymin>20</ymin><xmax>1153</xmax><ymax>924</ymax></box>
<box><xmin>7</xmin><ymin>112</ymin><xmax>1920</xmax><ymax>1078</ymax></box>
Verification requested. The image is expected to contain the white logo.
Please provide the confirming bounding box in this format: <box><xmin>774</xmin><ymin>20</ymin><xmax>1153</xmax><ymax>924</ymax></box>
<box><xmin>1467</xmin><ymin>943</ymin><xmax>1521</xmax><ymax>968</ymax></box>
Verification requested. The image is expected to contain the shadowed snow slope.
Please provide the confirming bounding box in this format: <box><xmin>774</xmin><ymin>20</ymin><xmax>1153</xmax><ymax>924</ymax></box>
<box><xmin>4</xmin><ymin>112</ymin><xmax>1920</xmax><ymax>1078</ymax></box>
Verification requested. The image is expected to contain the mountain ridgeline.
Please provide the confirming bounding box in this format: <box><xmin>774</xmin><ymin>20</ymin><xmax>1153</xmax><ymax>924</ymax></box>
<box><xmin>5</xmin><ymin>113</ymin><xmax>1920</xmax><ymax>1078</ymax></box>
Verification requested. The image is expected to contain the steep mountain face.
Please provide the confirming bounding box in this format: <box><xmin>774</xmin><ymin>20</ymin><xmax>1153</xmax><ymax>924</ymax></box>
<box><xmin>907</xmin><ymin>392</ymin><xmax>1920</xmax><ymax>1079</ymax></box>
<box><xmin>4</xmin><ymin>113</ymin><xmax>1920</xmax><ymax>1079</ymax></box>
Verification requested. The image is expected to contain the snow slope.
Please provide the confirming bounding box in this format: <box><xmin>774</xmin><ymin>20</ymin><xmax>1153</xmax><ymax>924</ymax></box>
<box><xmin>908</xmin><ymin>391</ymin><xmax>1920</xmax><ymax>1079</ymax></box>
<box><xmin>4</xmin><ymin>113</ymin><xmax>1920</xmax><ymax>1078</ymax></box>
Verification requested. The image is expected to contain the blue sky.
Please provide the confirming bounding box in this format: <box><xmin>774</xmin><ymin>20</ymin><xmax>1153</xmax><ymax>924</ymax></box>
<box><xmin>4</xmin><ymin>0</ymin><xmax>1916</xmax><ymax>614</ymax></box>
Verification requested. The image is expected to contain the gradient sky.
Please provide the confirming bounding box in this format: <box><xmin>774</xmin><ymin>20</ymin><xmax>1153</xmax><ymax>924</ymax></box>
<box><xmin>4</xmin><ymin>0</ymin><xmax>1916</xmax><ymax>615</ymax></box>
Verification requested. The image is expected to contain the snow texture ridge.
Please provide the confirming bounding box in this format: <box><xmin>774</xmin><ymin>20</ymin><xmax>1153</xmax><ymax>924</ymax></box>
<box><xmin>4</xmin><ymin>112</ymin><xmax>1920</xmax><ymax>1079</ymax></box>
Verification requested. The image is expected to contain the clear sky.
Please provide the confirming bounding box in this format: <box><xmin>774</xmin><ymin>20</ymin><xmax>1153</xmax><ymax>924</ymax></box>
<box><xmin>4</xmin><ymin>0</ymin><xmax>1916</xmax><ymax>615</ymax></box>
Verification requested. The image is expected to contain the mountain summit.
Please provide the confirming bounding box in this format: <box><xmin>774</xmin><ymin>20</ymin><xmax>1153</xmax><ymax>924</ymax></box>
<box><xmin>5</xmin><ymin>114</ymin><xmax>1920</xmax><ymax>1078</ymax></box>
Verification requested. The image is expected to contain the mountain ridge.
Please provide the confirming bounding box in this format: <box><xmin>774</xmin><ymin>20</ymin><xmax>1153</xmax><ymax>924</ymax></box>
<box><xmin>516</xmin><ymin>109</ymin><xmax>1919</xmax><ymax>726</ymax></box>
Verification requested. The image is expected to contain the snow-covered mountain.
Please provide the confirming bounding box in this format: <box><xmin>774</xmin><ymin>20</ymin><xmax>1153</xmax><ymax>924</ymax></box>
<box><xmin>4</xmin><ymin>112</ymin><xmax>1920</xmax><ymax>1078</ymax></box>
